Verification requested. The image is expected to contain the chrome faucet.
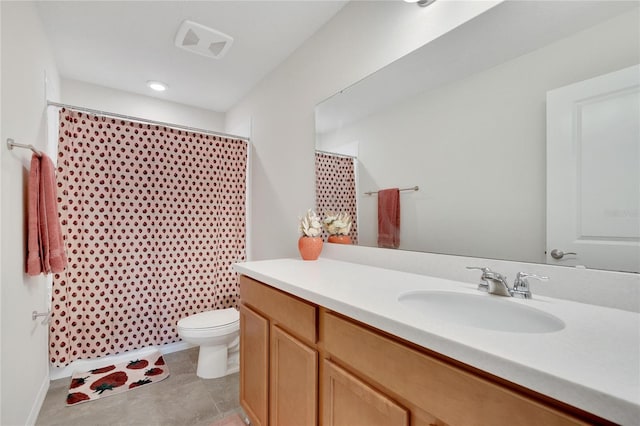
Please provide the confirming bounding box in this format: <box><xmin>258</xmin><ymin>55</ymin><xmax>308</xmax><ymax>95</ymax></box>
<box><xmin>511</xmin><ymin>272</ymin><xmax>549</xmax><ymax>299</ymax></box>
<box><xmin>465</xmin><ymin>266</ymin><xmax>491</xmax><ymax>292</ymax></box>
<box><xmin>466</xmin><ymin>267</ymin><xmax>548</xmax><ymax>298</ymax></box>
<box><xmin>466</xmin><ymin>267</ymin><xmax>511</xmax><ymax>296</ymax></box>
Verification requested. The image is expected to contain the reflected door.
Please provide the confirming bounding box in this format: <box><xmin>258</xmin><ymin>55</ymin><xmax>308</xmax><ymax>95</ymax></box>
<box><xmin>547</xmin><ymin>65</ymin><xmax>640</xmax><ymax>273</ymax></box>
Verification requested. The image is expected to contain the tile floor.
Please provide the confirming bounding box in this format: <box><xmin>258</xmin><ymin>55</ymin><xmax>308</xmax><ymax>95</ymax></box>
<box><xmin>36</xmin><ymin>348</ymin><xmax>245</xmax><ymax>426</ymax></box>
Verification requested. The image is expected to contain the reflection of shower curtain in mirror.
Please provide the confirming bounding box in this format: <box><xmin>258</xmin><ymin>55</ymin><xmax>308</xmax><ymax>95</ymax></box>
<box><xmin>50</xmin><ymin>108</ymin><xmax>247</xmax><ymax>367</ymax></box>
<box><xmin>315</xmin><ymin>152</ymin><xmax>358</xmax><ymax>243</ymax></box>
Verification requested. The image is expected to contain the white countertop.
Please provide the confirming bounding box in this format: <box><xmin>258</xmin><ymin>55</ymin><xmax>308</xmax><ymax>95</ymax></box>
<box><xmin>234</xmin><ymin>258</ymin><xmax>640</xmax><ymax>425</ymax></box>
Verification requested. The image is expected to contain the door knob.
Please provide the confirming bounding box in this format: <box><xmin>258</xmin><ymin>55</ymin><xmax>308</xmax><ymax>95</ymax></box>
<box><xmin>550</xmin><ymin>249</ymin><xmax>577</xmax><ymax>260</ymax></box>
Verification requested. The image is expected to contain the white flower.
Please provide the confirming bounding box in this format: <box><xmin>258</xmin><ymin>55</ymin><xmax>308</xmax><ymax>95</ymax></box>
<box><xmin>299</xmin><ymin>209</ymin><xmax>323</xmax><ymax>237</ymax></box>
<box><xmin>307</xmin><ymin>226</ymin><xmax>321</xmax><ymax>237</ymax></box>
<box><xmin>323</xmin><ymin>211</ymin><xmax>352</xmax><ymax>235</ymax></box>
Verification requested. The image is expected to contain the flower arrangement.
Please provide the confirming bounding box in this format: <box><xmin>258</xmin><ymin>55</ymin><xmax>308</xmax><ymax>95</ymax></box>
<box><xmin>299</xmin><ymin>209</ymin><xmax>322</xmax><ymax>238</ymax></box>
<box><xmin>298</xmin><ymin>209</ymin><xmax>323</xmax><ymax>260</ymax></box>
<box><xmin>322</xmin><ymin>211</ymin><xmax>352</xmax><ymax>236</ymax></box>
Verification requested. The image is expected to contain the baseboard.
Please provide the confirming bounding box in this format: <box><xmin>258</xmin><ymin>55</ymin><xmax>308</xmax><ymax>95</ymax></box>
<box><xmin>49</xmin><ymin>341</ymin><xmax>195</xmax><ymax>381</ymax></box>
<box><xmin>159</xmin><ymin>341</ymin><xmax>195</xmax><ymax>357</ymax></box>
<box><xmin>26</xmin><ymin>374</ymin><xmax>50</xmax><ymax>426</ymax></box>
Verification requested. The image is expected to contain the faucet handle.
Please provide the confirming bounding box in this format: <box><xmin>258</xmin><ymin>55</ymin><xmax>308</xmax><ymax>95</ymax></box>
<box><xmin>466</xmin><ymin>266</ymin><xmax>491</xmax><ymax>273</ymax></box>
<box><xmin>512</xmin><ymin>272</ymin><xmax>549</xmax><ymax>299</ymax></box>
<box><xmin>466</xmin><ymin>266</ymin><xmax>491</xmax><ymax>292</ymax></box>
<box><xmin>515</xmin><ymin>272</ymin><xmax>549</xmax><ymax>283</ymax></box>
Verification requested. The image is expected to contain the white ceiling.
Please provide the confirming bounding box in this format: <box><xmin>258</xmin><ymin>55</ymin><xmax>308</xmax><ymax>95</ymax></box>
<box><xmin>36</xmin><ymin>1</ymin><xmax>347</xmax><ymax>112</ymax></box>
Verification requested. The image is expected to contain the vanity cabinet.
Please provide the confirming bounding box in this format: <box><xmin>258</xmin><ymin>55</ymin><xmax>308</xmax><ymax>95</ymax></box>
<box><xmin>239</xmin><ymin>276</ymin><xmax>318</xmax><ymax>426</ymax></box>
<box><xmin>239</xmin><ymin>275</ymin><xmax>601</xmax><ymax>426</ymax></box>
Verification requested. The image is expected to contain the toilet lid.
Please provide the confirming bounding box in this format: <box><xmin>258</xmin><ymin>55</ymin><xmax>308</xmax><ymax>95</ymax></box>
<box><xmin>177</xmin><ymin>308</ymin><xmax>239</xmax><ymax>329</ymax></box>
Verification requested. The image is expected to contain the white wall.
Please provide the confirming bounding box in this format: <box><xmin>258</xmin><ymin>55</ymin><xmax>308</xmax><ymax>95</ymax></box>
<box><xmin>225</xmin><ymin>0</ymin><xmax>500</xmax><ymax>261</ymax></box>
<box><xmin>0</xmin><ymin>2</ymin><xmax>61</xmax><ymax>424</ymax></box>
<box><xmin>318</xmin><ymin>9</ymin><xmax>639</xmax><ymax>264</ymax></box>
<box><xmin>61</xmin><ymin>79</ymin><xmax>225</xmax><ymax>132</ymax></box>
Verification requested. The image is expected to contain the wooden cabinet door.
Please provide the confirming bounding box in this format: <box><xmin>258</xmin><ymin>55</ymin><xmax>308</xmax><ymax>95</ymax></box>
<box><xmin>322</xmin><ymin>360</ymin><xmax>409</xmax><ymax>426</ymax></box>
<box><xmin>240</xmin><ymin>304</ymin><xmax>269</xmax><ymax>426</ymax></box>
<box><xmin>270</xmin><ymin>325</ymin><xmax>318</xmax><ymax>426</ymax></box>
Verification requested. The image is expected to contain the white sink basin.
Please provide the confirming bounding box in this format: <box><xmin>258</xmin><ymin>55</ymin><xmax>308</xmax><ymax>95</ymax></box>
<box><xmin>398</xmin><ymin>290</ymin><xmax>565</xmax><ymax>333</ymax></box>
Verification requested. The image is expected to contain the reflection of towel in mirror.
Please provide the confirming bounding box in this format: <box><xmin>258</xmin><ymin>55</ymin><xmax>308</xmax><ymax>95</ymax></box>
<box><xmin>27</xmin><ymin>153</ymin><xmax>68</xmax><ymax>275</ymax></box>
<box><xmin>377</xmin><ymin>188</ymin><xmax>400</xmax><ymax>249</ymax></box>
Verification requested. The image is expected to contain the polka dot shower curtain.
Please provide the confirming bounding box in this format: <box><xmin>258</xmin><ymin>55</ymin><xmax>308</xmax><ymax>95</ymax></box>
<box><xmin>315</xmin><ymin>151</ymin><xmax>358</xmax><ymax>243</ymax></box>
<box><xmin>50</xmin><ymin>109</ymin><xmax>247</xmax><ymax>367</ymax></box>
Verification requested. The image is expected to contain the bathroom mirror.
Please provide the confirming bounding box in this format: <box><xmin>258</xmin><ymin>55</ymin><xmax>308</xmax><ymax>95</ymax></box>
<box><xmin>315</xmin><ymin>1</ymin><xmax>640</xmax><ymax>273</ymax></box>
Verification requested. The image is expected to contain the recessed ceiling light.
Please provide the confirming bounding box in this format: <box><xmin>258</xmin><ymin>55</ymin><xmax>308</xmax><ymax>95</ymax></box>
<box><xmin>147</xmin><ymin>81</ymin><xmax>168</xmax><ymax>92</ymax></box>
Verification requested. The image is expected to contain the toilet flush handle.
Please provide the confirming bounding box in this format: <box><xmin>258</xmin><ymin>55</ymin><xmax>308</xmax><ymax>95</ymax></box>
<box><xmin>32</xmin><ymin>310</ymin><xmax>51</xmax><ymax>325</ymax></box>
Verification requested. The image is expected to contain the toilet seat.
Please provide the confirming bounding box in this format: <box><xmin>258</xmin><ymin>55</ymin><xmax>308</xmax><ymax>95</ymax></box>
<box><xmin>177</xmin><ymin>308</ymin><xmax>239</xmax><ymax>331</ymax></box>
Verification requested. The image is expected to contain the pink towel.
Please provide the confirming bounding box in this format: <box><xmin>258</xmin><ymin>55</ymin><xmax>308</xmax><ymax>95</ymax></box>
<box><xmin>26</xmin><ymin>153</ymin><xmax>67</xmax><ymax>276</ymax></box>
<box><xmin>27</xmin><ymin>155</ymin><xmax>43</xmax><ymax>275</ymax></box>
<box><xmin>377</xmin><ymin>188</ymin><xmax>400</xmax><ymax>249</ymax></box>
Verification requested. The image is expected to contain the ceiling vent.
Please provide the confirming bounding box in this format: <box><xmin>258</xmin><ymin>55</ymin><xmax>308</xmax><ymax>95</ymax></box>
<box><xmin>174</xmin><ymin>20</ymin><xmax>233</xmax><ymax>60</ymax></box>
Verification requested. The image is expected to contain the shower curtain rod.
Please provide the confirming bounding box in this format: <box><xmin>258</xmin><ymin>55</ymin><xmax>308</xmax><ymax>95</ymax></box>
<box><xmin>315</xmin><ymin>149</ymin><xmax>357</xmax><ymax>160</ymax></box>
<box><xmin>47</xmin><ymin>101</ymin><xmax>249</xmax><ymax>141</ymax></box>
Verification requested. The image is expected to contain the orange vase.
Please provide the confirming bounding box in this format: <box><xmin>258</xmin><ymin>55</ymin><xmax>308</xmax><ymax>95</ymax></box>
<box><xmin>328</xmin><ymin>235</ymin><xmax>352</xmax><ymax>245</ymax></box>
<box><xmin>298</xmin><ymin>236</ymin><xmax>323</xmax><ymax>261</ymax></box>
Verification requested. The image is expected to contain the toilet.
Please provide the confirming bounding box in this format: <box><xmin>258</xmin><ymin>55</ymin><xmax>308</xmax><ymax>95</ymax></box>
<box><xmin>177</xmin><ymin>308</ymin><xmax>240</xmax><ymax>379</ymax></box>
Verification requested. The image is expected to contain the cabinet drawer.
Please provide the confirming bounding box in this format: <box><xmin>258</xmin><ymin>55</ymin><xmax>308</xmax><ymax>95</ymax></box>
<box><xmin>322</xmin><ymin>311</ymin><xmax>586</xmax><ymax>426</ymax></box>
<box><xmin>240</xmin><ymin>275</ymin><xmax>317</xmax><ymax>344</ymax></box>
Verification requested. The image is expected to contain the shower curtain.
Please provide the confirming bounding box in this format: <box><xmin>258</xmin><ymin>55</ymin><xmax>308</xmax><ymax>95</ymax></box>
<box><xmin>49</xmin><ymin>109</ymin><xmax>247</xmax><ymax>367</ymax></box>
<box><xmin>315</xmin><ymin>151</ymin><xmax>358</xmax><ymax>243</ymax></box>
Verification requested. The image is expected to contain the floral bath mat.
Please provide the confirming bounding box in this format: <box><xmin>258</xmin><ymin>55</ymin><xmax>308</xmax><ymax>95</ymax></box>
<box><xmin>66</xmin><ymin>349</ymin><xmax>169</xmax><ymax>406</ymax></box>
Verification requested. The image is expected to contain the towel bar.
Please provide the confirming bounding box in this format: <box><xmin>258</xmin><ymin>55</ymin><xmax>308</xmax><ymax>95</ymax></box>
<box><xmin>364</xmin><ymin>185</ymin><xmax>419</xmax><ymax>196</ymax></box>
<box><xmin>6</xmin><ymin>138</ymin><xmax>42</xmax><ymax>157</ymax></box>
